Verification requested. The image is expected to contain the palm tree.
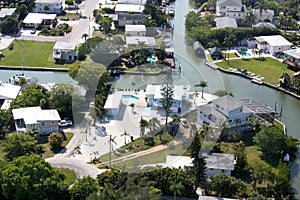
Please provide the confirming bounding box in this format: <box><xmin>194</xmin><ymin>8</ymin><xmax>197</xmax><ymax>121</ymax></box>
<box><xmin>169</xmin><ymin>181</ymin><xmax>185</xmax><ymax>200</ymax></box>
<box><xmin>207</xmin><ymin>39</ymin><xmax>221</xmax><ymax>48</ymax></box>
<box><xmin>195</xmin><ymin>81</ymin><xmax>208</xmax><ymax>98</ymax></box>
<box><xmin>193</xmin><ymin>91</ymin><xmax>200</xmax><ymax>104</ymax></box>
<box><xmin>139</xmin><ymin>117</ymin><xmax>149</xmax><ymax>137</ymax></box>
<box><xmin>82</xmin><ymin>33</ymin><xmax>88</xmax><ymax>42</ymax></box>
<box><xmin>223</xmin><ymin>35</ymin><xmax>237</xmax><ymax>61</ymax></box>
<box><xmin>109</xmin><ymin>135</ymin><xmax>117</xmax><ymax>168</ymax></box>
<box><xmin>129</xmin><ymin>103</ymin><xmax>135</xmax><ymax>112</ymax></box>
<box><xmin>245</xmin><ymin>6</ymin><xmax>256</xmax><ymax>26</ymax></box>
<box><xmin>255</xmin><ymin>0</ymin><xmax>267</xmax><ymax>22</ymax></box>
<box><xmin>121</xmin><ymin>130</ymin><xmax>130</xmax><ymax>145</ymax></box>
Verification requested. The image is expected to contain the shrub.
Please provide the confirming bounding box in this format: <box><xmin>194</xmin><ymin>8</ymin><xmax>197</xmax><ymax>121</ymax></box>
<box><xmin>48</xmin><ymin>132</ymin><xmax>64</xmax><ymax>149</ymax></box>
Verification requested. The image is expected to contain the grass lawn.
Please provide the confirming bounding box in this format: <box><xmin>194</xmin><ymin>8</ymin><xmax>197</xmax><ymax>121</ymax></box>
<box><xmin>38</xmin><ymin>132</ymin><xmax>74</xmax><ymax>158</ymax></box>
<box><xmin>56</xmin><ymin>167</ymin><xmax>77</xmax><ymax>185</ymax></box>
<box><xmin>0</xmin><ymin>40</ymin><xmax>76</xmax><ymax>68</ymax></box>
<box><xmin>216</xmin><ymin>57</ymin><xmax>294</xmax><ymax>85</ymax></box>
<box><xmin>56</xmin><ymin>13</ymin><xmax>81</xmax><ymax>21</ymax></box>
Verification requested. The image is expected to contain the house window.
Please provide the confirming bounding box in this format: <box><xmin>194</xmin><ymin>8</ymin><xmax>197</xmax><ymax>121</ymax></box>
<box><xmin>222</xmin><ymin>169</ymin><xmax>225</xmax><ymax>173</ymax></box>
<box><xmin>41</xmin><ymin>122</ymin><xmax>46</xmax><ymax>127</ymax></box>
<box><xmin>52</xmin><ymin>121</ymin><xmax>55</xmax><ymax>124</ymax></box>
<box><xmin>240</xmin><ymin>108</ymin><xmax>242</xmax><ymax>112</ymax></box>
<box><xmin>229</xmin><ymin>120</ymin><xmax>232</xmax><ymax>122</ymax></box>
<box><xmin>216</xmin><ymin>104</ymin><xmax>220</xmax><ymax>108</ymax></box>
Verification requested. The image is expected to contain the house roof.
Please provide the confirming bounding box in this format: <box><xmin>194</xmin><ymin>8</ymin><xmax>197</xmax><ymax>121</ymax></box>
<box><xmin>205</xmin><ymin>153</ymin><xmax>235</xmax><ymax>170</ymax></box>
<box><xmin>125</xmin><ymin>24</ymin><xmax>146</xmax><ymax>32</ymax></box>
<box><xmin>0</xmin><ymin>82</ymin><xmax>21</xmax><ymax>100</ymax></box>
<box><xmin>104</xmin><ymin>93</ymin><xmax>123</xmax><ymax>109</ymax></box>
<box><xmin>118</xmin><ymin>0</ymin><xmax>147</xmax><ymax>5</ymax></box>
<box><xmin>252</xmin><ymin>9</ymin><xmax>274</xmax><ymax>16</ymax></box>
<box><xmin>12</xmin><ymin>106</ymin><xmax>61</xmax><ymax>124</ymax></box>
<box><xmin>145</xmin><ymin>84</ymin><xmax>190</xmax><ymax>101</ymax></box>
<box><xmin>165</xmin><ymin>155</ymin><xmax>193</xmax><ymax>168</ymax></box>
<box><xmin>35</xmin><ymin>0</ymin><xmax>62</xmax><ymax>4</ymax></box>
<box><xmin>117</xmin><ymin>13</ymin><xmax>144</xmax><ymax>21</ymax></box>
<box><xmin>210</xmin><ymin>47</ymin><xmax>223</xmax><ymax>56</ymax></box>
<box><xmin>0</xmin><ymin>8</ymin><xmax>16</xmax><ymax>18</ymax></box>
<box><xmin>23</xmin><ymin>13</ymin><xmax>56</xmax><ymax>24</ymax></box>
<box><xmin>218</xmin><ymin>0</ymin><xmax>242</xmax><ymax>7</ymax></box>
<box><xmin>126</xmin><ymin>36</ymin><xmax>156</xmax><ymax>47</ymax></box>
<box><xmin>212</xmin><ymin>95</ymin><xmax>242</xmax><ymax>111</ymax></box>
<box><xmin>53</xmin><ymin>42</ymin><xmax>77</xmax><ymax>50</ymax></box>
<box><xmin>252</xmin><ymin>22</ymin><xmax>276</xmax><ymax>29</ymax></box>
<box><xmin>255</xmin><ymin>35</ymin><xmax>292</xmax><ymax>46</ymax></box>
<box><xmin>284</xmin><ymin>48</ymin><xmax>300</xmax><ymax>59</ymax></box>
<box><xmin>239</xmin><ymin>98</ymin><xmax>275</xmax><ymax>114</ymax></box>
<box><xmin>216</xmin><ymin>17</ymin><xmax>237</xmax><ymax>29</ymax></box>
<box><xmin>115</xmin><ymin>4</ymin><xmax>144</xmax><ymax>13</ymax></box>
<box><xmin>198</xmin><ymin>103</ymin><xmax>226</xmax><ymax>122</ymax></box>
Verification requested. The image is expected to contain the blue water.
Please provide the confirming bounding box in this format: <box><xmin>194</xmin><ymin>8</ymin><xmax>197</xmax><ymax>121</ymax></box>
<box><xmin>122</xmin><ymin>95</ymin><xmax>139</xmax><ymax>102</ymax></box>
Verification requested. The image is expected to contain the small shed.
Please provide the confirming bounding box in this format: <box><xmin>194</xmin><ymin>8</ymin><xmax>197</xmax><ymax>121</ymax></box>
<box><xmin>193</xmin><ymin>41</ymin><xmax>204</xmax><ymax>57</ymax></box>
<box><xmin>210</xmin><ymin>47</ymin><xmax>223</xmax><ymax>60</ymax></box>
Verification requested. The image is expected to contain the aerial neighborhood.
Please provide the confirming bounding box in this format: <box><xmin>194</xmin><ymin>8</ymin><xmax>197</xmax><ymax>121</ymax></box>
<box><xmin>0</xmin><ymin>0</ymin><xmax>299</xmax><ymax>199</ymax></box>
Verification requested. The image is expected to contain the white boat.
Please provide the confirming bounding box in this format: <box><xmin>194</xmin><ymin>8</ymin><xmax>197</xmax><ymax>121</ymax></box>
<box><xmin>9</xmin><ymin>74</ymin><xmax>32</xmax><ymax>84</ymax></box>
<box><xmin>251</xmin><ymin>77</ymin><xmax>263</xmax><ymax>85</ymax></box>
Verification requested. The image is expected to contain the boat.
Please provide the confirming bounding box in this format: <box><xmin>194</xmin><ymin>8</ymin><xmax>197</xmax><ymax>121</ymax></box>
<box><xmin>251</xmin><ymin>77</ymin><xmax>263</xmax><ymax>85</ymax></box>
<box><xmin>9</xmin><ymin>74</ymin><xmax>32</xmax><ymax>84</ymax></box>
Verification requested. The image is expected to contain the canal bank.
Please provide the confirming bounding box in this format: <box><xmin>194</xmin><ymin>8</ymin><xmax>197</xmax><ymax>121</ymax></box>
<box><xmin>0</xmin><ymin>65</ymin><xmax>68</xmax><ymax>72</ymax></box>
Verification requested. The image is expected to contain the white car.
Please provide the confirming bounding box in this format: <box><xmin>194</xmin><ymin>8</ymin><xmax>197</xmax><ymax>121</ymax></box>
<box><xmin>58</xmin><ymin>120</ymin><xmax>73</xmax><ymax>127</ymax></box>
<box><xmin>180</xmin><ymin>118</ymin><xmax>188</xmax><ymax>128</ymax></box>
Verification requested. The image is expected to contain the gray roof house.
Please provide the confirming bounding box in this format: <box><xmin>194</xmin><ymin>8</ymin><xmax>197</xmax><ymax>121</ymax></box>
<box><xmin>216</xmin><ymin>0</ymin><xmax>246</xmax><ymax>19</ymax></box>
<box><xmin>12</xmin><ymin>106</ymin><xmax>61</xmax><ymax>134</ymax></box>
<box><xmin>126</xmin><ymin>36</ymin><xmax>156</xmax><ymax>49</ymax></box>
<box><xmin>0</xmin><ymin>8</ymin><xmax>16</xmax><ymax>21</ymax></box>
<box><xmin>53</xmin><ymin>42</ymin><xmax>78</xmax><ymax>63</ymax></box>
<box><xmin>215</xmin><ymin>17</ymin><xmax>237</xmax><ymax>29</ymax></box>
<box><xmin>205</xmin><ymin>153</ymin><xmax>236</xmax><ymax>177</ymax></box>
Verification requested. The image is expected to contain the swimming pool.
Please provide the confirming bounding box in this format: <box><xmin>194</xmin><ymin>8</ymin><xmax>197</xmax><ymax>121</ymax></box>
<box><xmin>147</xmin><ymin>57</ymin><xmax>156</xmax><ymax>63</ymax></box>
<box><xmin>122</xmin><ymin>95</ymin><xmax>139</xmax><ymax>102</ymax></box>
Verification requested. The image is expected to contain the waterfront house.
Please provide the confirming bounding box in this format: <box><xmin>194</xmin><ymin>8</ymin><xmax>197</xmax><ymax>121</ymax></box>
<box><xmin>283</xmin><ymin>48</ymin><xmax>300</xmax><ymax>70</ymax></box>
<box><xmin>197</xmin><ymin>95</ymin><xmax>275</xmax><ymax>131</ymax></box>
<box><xmin>215</xmin><ymin>17</ymin><xmax>237</xmax><ymax>29</ymax></box>
<box><xmin>254</xmin><ymin>35</ymin><xmax>292</xmax><ymax>55</ymax></box>
<box><xmin>34</xmin><ymin>0</ymin><xmax>63</xmax><ymax>14</ymax></box>
<box><xmin>23</xmin><ymin>13</ymin><xmax>57</xmax><ymax>28</ymax></box>
<box><xmin>205</xmin><ymin>153</ymin><xmax>236</xmax><ymax>177</ymax></box>
<box><xmin>210</xmin><ymin>47</ymin><xmax>223</xmax><ymax>60</ymax></box>
<box><xmin>114</xmin><ymin>13</ymin><xmax>145</xmax><ymax>27</ymax></box>
<box><xmin>197</xmin><ymin>95</ymin><xmax>253</xmax><ymax>131</ymax></box>
<box><xmin>12</xmin><ymin>106</ymin><xmax>61</xmax><ymax>134</ymax></box>
<box><xmin>0</xmin><ymin>8</ymin><xmax>16</xmax><ymax>21</ymax></box>
<box><xmin>104</xmin><ymin>93</ymin><xmax>123</xmax><ymax>117</ymax></box>
<box><xmin>0</xmin><ymin>81</ymin><xmax>21</xmax><ymax>110</ymax></box>
<box><xmin>216</xmin><ymin>0</ymin><xmax>246</xmax><ymax>19</ymax></box>
<box><xmin>53</xmin><ymin>42</ymin><xmax>78</xmax><ymax>63</ymax></box>
<box><xmin>252</xmin><ymin>8</ymin><xmax>274</xmax><ymax>23</ymax></box>
<box><xmin>145</xmin><ymin>84</ymin><xmax>190</xmax><ymax>113</ymax></box>
<box><xmin>125</xmin><ymin>25</ymin><xmax>146</xmax><ymax>36</ymax></box>
<box><xmin>126</xmin><ymin>36</ymin><xmax>156</xmax><ymax>50</ymax></box>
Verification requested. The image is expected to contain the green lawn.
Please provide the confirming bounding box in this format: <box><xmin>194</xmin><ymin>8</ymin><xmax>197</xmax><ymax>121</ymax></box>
<box><xmin>56</xmin><ymin>167</ymin><xmax>77</xmax><ymax>185</ymax></box>
<box><xmin>56</xmin><ymin>13</ymin><xmax>81</xmax><ymax>21</ymax></box>
<box><xmin>38</xmin><ymin>132</ymin><xmax>74</xmax><ymax>158</ymax></box>
<box><xmin>0</xmin><ymin>40</ymin><xmax>75</xmax><ymax>68</ymax></box>
<box><xmin>216</xmin><ymin>57</ymin><xmax>294</xmax><ymax>85</ymax></box>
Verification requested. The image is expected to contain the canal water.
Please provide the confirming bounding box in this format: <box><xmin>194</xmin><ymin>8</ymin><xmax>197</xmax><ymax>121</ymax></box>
<box><xmin>0</xmin><ymin>0</ymin><xmax>299</xmax><ymax>196</ymax></box>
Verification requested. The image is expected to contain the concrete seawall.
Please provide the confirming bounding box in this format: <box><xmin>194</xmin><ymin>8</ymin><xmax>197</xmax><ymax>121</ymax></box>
<box><xmin>0</xmin><ymin>65</ymin><xmax>68</xmax><ymax>72</ymax></box>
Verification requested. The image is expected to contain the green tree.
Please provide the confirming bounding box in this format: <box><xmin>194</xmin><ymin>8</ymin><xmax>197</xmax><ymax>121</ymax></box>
<box><xmin>82</xmin><ymin>33</ymin><xmax>88</xmax><ymax>42</ymax></box>
<box><xmin>223</xmin><ymin>35</ymin><xmax>237</xmax><ymax>60</ymax></box>
<box><xmin>139</xmin><ymin>117</ymin><xmax>149</xmax><ymax>137</ymax></box>
<box><xmin>65</xmin><ymin>0</ymin><xmax>74</xmax><ymax>7</ymax></box>
<box><xmin>245</xmin><ymin>6</ymin><xmax>256</xmax><ymax>26</ymax></box>
<box><xmin>1</xmin><ymin>154</ymin><xmax>68</xmax><ymax>200</ymax></box>
<box><xmin>0</xmin><ymin>109</ymin><xmax>13</xmax><ymax>138</ymax></box>
<box><xmin>10</xmin><ymin>84</ymin><xmax>49</xmax><ymax>109</ymax></box>
<box><xmin>2</xmin><ymin>133</ymin><xmax>38</xmax><ymax>161</ymax></box>
<box><xmin>161</xmin><ymin>74</ymin><xmax>174</xmax><ymax>125</ymax></box>
<box><xmin>169</xmin><ymin>181</ymin><xmax>185</xmax><ymax>200</ymax></box>
<box><xmin>48</xmin><ymin>132</ymin><xmax>64</xmax><ymax>149</ymax></box>
<box><xmin>190</xmin><ymin>132</ymin><xmax>206</xmax><ymax>187</ymax></box>
<box><xmin>129</xmin><ymin>103</ymin><xmax>135</xmax><ymax>112</ymax></box>
<box><xmin>254</xmin><ymin>126</ymin><xmax>287</xmax><ymax>160</ymax></box>
<box><xmin>121</xmin><ymin>130</ymin><xmax>130</xmax><ymax>145</ymax></box>
<box><xmin>195</xmin><ymin>80</ymin><xmax>208</xmax><ymax>98</ymax></box>
<box><xmin>70</xmin><ymin>176</ymin><xmax>98</xmax><ymax>200</ymax></box>
<box><xmin>87</xmin><ymin>183</ymin><xmax>117</xmax><ymax>200</ymax></box>
<box><xmin>255</xmin><ymin>0</ymin><xmax>267</xmax><ymax>22</ymax></box>
<box><xmin>98</xmin><ymin>17</ymin><xmax>112</xmax><ymax>34</ymax></box>
<box><xmin>0</xmin><ymin>16</ymin><xmax>19</xmax><ymax>34</ymax></box>
<box><xmin>109</xmin><ymin>135</ymin><xmax>117</xmax><ymax>168</ymax></box>
<box><xmin>209</xmin><ymin>174</ymin><xmax>247</xmax><ymax>198</ymax></box>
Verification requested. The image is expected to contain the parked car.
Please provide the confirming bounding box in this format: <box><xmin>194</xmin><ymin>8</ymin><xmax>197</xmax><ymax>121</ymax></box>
<box><xmin>58</xmin><ymin>120</ymin><xmax>73</xmax><ymax>127</ymax></box>
<box><xmin>180</xmin><ymin>118</ymin><xmax>188</xmax><ymax>128</ymax></box>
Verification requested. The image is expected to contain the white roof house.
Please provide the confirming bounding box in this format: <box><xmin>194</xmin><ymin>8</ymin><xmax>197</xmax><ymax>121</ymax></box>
<box><xmin>215</xmin><ymin>17</ymin><xmax>237</xmax><ymax>28</ymax></box>
<box><xmin>53</xmin><ymin>42</ymin><xmax>78</xmax><ymax>63</ymax></box>
<box><xmin>198</xmin><ymin>196</ymin><xmax>238</xmax><ymax>200</ymax></box>
<box><xmin>283</xmin><ymin>48</ymin><xmax>300</xmax><ymax>68</ymax></box>
<box><xmin>126</xmin><ymin>36</ymin><xmax>156</xmax><ymax>48</ymax></box>
<box><xmin>255</xmin><ymin>35</ymin><xmax>292</xmax><ymax>54</ymax></box>
<box><xmin>125</xmin><ymin>25</ymin><xmax>146</xmax><ymax>36</ymax></box>
<box><xmin>0</xmin><ymin>81</ymin><xmax>21</xmax><ymax>110</ymax></box>
<box><xmin>23</xmin><ymin>13</ymin><xmax>56</xmax><ymax>25</ymax></box>
<box><xmin>35</xmin><ymin>0</ymin><xmax>62</xmax><ymax>3</ymax></box>
<box><xmin>12</xmin><ymin>106</ymin><xmax>61</xmax><ymax>134</ymax></box>
<box><xmin>115</xmin><ymin>4</ymin><xmax>145</xmax><ymax>13</ymax></box>
<box><xmin>0</xmin><ymin>8</ymin><xmax>16</xmax><ymax>20</ymax></box>
<box><xmin>104</xmin><ymin>93</ymin><xmax>123</xmax><ymax>116</ymax></box>
<box><xmin>53</xmin><ymin>42</ymin><xmax>77</xmax><ymax>50</ymax></box>
<box><xmin>35</xmin><ymin>0</ymin><xmax>63</xmax><ymax>14</ymax></box>
<box><xmin>118</xmin><ymin>0</ymin><xmax>147</xmax><ymax>5</ymax></box>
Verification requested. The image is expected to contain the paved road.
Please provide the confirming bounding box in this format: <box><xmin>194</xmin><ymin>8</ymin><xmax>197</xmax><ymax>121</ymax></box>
<box><xmin>46</xmin><ymin>157</ymin><xmax>104</xmax><ymax>178</ymax></box>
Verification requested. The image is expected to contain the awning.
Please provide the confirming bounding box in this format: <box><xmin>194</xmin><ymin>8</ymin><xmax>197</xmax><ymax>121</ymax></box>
<box><xmin>283</xmin><ymin>59</ymin><xmax>297</xmax><ymax>67</ymax></box>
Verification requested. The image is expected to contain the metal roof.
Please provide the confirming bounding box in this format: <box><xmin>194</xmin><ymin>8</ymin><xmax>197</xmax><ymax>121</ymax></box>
<box><xmin>53</xmin><ymin>42</ymin><xmax>77</xmax><ymax>50</ymax></box>
<box><xmin>0</xmin><ymin>8</ymin><xmax>16</xmax><ymax>18</ymax></box>
<box><xmin>205</xmin><ymin>153</ymin><xmax>235</xmax><ymax>170</ymax></box>
<box><xmin>216</xmin><ymin>17</ymin><xmax>237</xmax><ymax>29</ymax></box>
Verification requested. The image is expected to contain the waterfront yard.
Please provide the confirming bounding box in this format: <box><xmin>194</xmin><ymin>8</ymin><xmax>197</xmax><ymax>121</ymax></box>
<box><xmin>0</xmin><ymin>40</ymin><xmax>75</xmax><ymax>68</ymax></box>
<box><xmin>216</xmin><ymin>57</ymin><xmax>294</xmax><ymax>85</ymax></box>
